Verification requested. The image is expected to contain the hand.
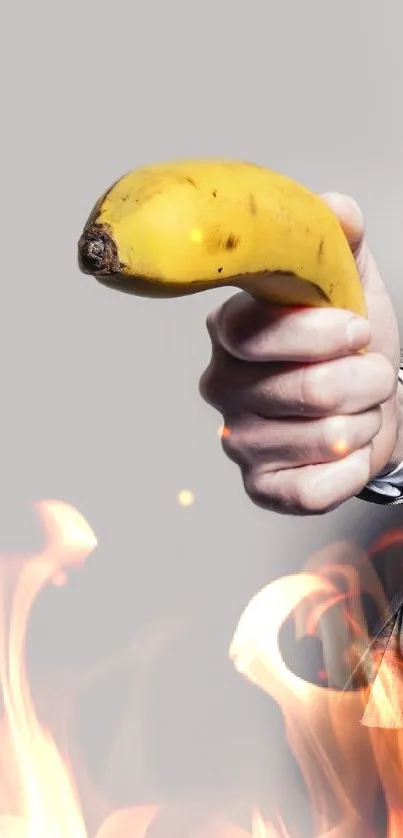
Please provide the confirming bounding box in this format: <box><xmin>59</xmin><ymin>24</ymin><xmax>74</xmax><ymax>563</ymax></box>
<box><xmin>199</xmin><ymin>194</ymin><xmax>401</xmax><ymax>515</ymax></box>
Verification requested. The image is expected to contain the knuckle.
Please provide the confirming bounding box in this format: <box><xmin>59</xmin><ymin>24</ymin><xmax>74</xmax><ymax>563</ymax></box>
<box><xmin>205</xmin><ymin>308</ymin><xmax>219</xmax><ymax>343</ymax></box>
<box><xmin>222</xmin><ymin>420</ymin><xmax>278</xmax><ymax>468</ymax></box>
<box><xmin>199</xmin><ymin>350</ymin><xmax>248</xmax><ymax>412</ymax></box>
<box><xmin>242</xmin><ymin>468</ymin><xmax>272</xmax><ymax>509</ymax></box>
<box><xmin>292</xmin><ymin>478</ymin><xmax>332</xmax><ymax>515</ymax></box>
<box><xmin>221</xmin><ymin>427</ymin><xmax>247</xmax><ymax>465</ymax></box>
<box><xmin>215</xmin><ymin>292</ymin><xmax>264</xmax><ymax>359</ymax></box>
<box><xmin>216</xmin><ymin>293</ymin><xmax>244</xmax><ymax>343</ymax></box>
<box><xmin>221</xmin><ymin>424</ymin><xmax>256</xmax><ymax>467</ymax></box>
<box><xmin>320</xmin><ymin>416</ymin><xmax>343</xmax><ymax>456</ymax></box>
<box><xmin>318</xmin><ymin>409</ymin><xmax>381</xmax><ymax>460</ymax></box>
<box><xmin>241</xmin><ymin>468</ymin><xmax>294</xmax><ymax>514</ymax></box>
<box><xmin>320</xmin><ymin>415</ymin><xmax>351</xmax><ymax>458</ymax></box>
<box><xmin>242</xmin><ymin>466</ymin><xmax>336</xmax><ymax>516</ymax></box>
<box><xmin>301</xmin><ymin>365</ymin><xmax>337</xmax><ymax>413</ymax></box>
<box><xmin>198</xmin><ymin>362</ymin><xmax>222</xmax><ymax>408</ymax></box>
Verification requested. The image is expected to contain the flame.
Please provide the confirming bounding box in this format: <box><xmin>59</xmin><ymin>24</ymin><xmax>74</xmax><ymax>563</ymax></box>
<box><xmin>252</xmin><ymin>809</ymin><xmax>288</xmax><ymax>838</ymax></box>
<box><xmin>0</xmin><ymin>501</ymin><xmax>97</xmax><ymax>837</ymax></box>
<box><xmin>0</xmin><ymin>498</ymin><xmax>255</xmax><ymax>838</ymax></box>
<box><xmin>95</xmin><ymin>807</ymin><xmax>158</xmax><ymax>838</ymax></box>
<box><xmin>2</xmin><ymin>498</ymin><xmax>403</xmax><ymax>838</ymax></box>
<box><xmin>231</xmin><ymin>581</ymin><xmax>374</xmax><ymax>836</ymax></box>
<box><xmin>229</xmin><ymin>535</ymin><xmax>403</xmax><ymax>837</ymax></box>
<box><xmin>0</xmin><ymin>500</ymin><xmax>162</xmax><ymax>838</ymax></box>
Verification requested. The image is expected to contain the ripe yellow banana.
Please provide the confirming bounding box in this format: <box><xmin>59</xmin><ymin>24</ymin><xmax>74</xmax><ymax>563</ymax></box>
<box><xmin>77</xmin><ymin>159</ymin><xmax>366</xmax><ymax>317</ymax></box>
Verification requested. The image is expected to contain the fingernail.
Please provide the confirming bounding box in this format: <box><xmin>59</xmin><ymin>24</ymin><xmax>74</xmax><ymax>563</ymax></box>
<box><xmin>347</xmin><ymin>317</ymin><xmax>371</xmax><ymax>350</ymax></box>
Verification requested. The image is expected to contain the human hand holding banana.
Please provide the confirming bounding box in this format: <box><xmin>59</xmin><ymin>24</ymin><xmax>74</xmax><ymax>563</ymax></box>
<box><xmin>78</xmin><ymin>160</ymin><xmax>401</xmax><ymax>515</ymax></box>
<box><xmin>200</xmin><ymin>192</ymin><xmax>401</xmax><ymax>514</ymax></box>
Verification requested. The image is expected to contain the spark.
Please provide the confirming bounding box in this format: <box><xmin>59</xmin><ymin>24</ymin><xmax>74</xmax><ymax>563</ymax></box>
<box><xmin>189</xmin><ymin>228</ymin><xmax>203</xmax><ymax>243</ymax></box>
<box><xmin>177</xmin><ymin>489</ymin><xmax>195</xmax><ymax>507</ymax></box>
<box><xmin>332</xmin><ymin>439</ymin><xmax>349</xmax><ymax>455</ymax></box>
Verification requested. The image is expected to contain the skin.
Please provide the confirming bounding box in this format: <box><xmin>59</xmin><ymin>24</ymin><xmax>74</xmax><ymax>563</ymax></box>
<box><xmin>199</xmin><ymin>193</ymin><xmax>402</xmax><ymax>516</ymax></box>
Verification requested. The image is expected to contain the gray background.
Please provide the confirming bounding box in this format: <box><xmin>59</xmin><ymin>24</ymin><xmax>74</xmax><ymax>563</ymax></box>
<box><xmin>1</xmin><ymin>0</ymin><xmax>403</xmax><ymax>834</ymax></box>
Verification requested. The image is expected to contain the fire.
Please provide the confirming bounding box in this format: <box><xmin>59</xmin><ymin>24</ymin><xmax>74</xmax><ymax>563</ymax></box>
<box><xmin>0</xmin><ymin>501</ymin><xmax>162</xmax><ymax>838</ymax></box>
<box><xmin>1</xmin><ymin>499</ymin><xmax>403</xmax><ymax>837</ymax></box>
<box><xmin>230</xmin><ymin>535</ymin><xmax>403</xmax><ymax>837</ymax></box>
<box><xmin>0</xmin><ymin>499</ymin><xmax>262</xmax><ymax>838</ymax></box>
<box><xmin>0</xmin><ymin>501</ymin><xmax>94</xmax><ymax>837</ymax></box>
<box><xmin>251</xmin><ymin>809</ymin><xmax>288</xmax><ymax>838</ymax></box>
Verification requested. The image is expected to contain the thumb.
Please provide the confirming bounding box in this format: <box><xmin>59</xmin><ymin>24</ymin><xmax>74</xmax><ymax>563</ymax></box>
<box><xmin>320</xmin><ymin>191</ymin><xmax>365</xmax><ymax>255</ymax></box>
<box><xmin>319</xmin><ymin>191</ymin><xmax>385</xmax><ymax>300</ymax></box>
<box><xmin>319</xmin><ymin>192</ymin><xmax>400</xmax><ymax>373</ymax></box>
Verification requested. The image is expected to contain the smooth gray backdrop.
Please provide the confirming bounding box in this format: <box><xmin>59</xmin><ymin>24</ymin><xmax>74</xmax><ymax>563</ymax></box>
<box><xmin>1</xmin><ymin>0</ymin><xmax>403</xmax><ymax>834</ymax></box>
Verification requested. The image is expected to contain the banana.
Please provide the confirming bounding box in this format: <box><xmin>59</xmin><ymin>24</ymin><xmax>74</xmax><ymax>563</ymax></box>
<box><xmin>77</xmin><ymin>159</ymin><xmax>366</xmax><ymax>317</ymax></box>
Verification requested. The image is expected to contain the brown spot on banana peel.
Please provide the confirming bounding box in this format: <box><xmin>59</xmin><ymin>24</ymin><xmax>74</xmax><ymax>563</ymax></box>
<box><xmin>249</xmin><ymin>194</ymin><xmax>257</xmax><ymax>215</ymax></box>
<box><xmin>225</xmin><ymin>234</ymin><xmax>239</xmax><ymax>250</ymax></box>
<box><xmin>203</xmin><ymin>231</ymin><xmax>240</xmax><ymax>253</ymax></box>
<box><xmin>317</xmin><ymin>238</ymin><xmax>324</xmax><ymax>262</ymax></box>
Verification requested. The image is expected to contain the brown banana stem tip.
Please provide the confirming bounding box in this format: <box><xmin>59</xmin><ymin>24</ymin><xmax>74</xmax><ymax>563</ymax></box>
<box><xmin>78</xmin><ymin>224</ymin><xmax>120</xmax><ymax>277</ymax></box>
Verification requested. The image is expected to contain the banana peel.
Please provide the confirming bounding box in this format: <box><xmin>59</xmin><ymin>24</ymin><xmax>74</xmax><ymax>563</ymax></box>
<box><xmin>77</xmin><ymin>159</ymin><xmax>366</xmax><ymax>318</ymax></box>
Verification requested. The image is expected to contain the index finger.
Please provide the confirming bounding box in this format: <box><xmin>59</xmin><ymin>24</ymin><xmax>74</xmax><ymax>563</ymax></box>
<box><xmin>209</xmin><ymin>292</ymin><xmax>371</xmax><ymax>363</ymax></box>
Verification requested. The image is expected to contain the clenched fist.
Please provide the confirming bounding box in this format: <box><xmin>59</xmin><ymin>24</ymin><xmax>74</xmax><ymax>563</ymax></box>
<box><xmin>199</xmin><ymin>194</ymin><xmax>402</xmax><ymax>515</ymax></box>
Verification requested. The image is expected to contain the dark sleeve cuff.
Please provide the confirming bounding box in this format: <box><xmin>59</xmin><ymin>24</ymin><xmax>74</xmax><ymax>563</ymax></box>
<box><xmin>356</xmin><ymin>486</ymin><xmax>403</xmax><ymax>506</ymax></box>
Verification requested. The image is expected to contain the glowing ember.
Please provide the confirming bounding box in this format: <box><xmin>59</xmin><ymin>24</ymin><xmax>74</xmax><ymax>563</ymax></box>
<box><xmin>332</xmin><ymin>439</ymin><xmax>348</xmax><ymax>455</ymax></box>
<box><xmin>177</xmin><ymin>489</ymin><xmax>195</xmax><ymax>507</ymax></box>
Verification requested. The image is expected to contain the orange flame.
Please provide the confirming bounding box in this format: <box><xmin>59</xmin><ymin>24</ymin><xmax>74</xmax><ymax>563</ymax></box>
<box><xmin>0</xmin><ymin>500</ymin><xmax>162</xmax><ymax>838</ymax></box>
<box><xmin>229</xmin><ymin>534</ymin><xmax>403</xmax><ymax>837</ymax></box>
<box><xmin>2</xmin><ymin>499</ymin><xmax>403</xmax><ymax>838</ymax></box>
<box><xmin>0</xmin><ymin>501</ymin><xmax>97</xmax><ymax>837</ymax></box>
<box><xmin>252</xmin><ymin>809</ymin><xmax>289</xmax><ymax>838</ymax></box>
<box><xmin>0</xmin><ymin>499</ymin><xmax>259</xmax><ymax>838</ymax></box>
